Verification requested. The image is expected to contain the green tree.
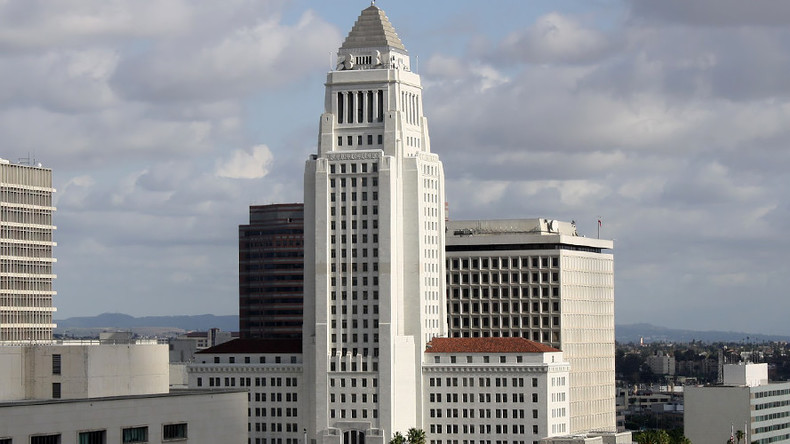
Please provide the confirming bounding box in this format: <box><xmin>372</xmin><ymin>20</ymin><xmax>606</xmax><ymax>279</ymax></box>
<box><xmin>736</xmin><ymin>430</ymin><xmax>744</xmax><ymax>444</ymax></box>
<box><xmin>407</xmin><ymin>428</ymin><xmax>426</xmax><ymax>444</ymax></box>
<box><xmin>634</xmin><ymin>430</ymin><xmax>671</xmax><ymax>444</ymax></box>
<box><xmin>390</xmin><ymin>432</ymin><xmax>406</xmax><ymax>444</ymax></box>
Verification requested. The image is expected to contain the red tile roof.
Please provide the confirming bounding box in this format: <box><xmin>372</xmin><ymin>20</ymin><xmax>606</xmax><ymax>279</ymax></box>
<box><xmin>425</xmin><ymin>337</ymin><xmax>560</xmax><ymax>354</ymax></box>
<box><xmin>196</xmin><ymin>338</ymin><xmax>302</xmax><ymax>354</ymax></box>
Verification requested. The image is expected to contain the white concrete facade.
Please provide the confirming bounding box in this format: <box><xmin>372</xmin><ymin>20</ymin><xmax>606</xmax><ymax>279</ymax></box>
<box><xmin>0</xmin><ymin>342</ymin><xmax>168</xmax><ymax>401</ymax></box>
<box><xmin>0</xmin><ymin>158</ymin><xmax>57</xmax><ymax>342</ymax></box>
<box><xmin>188</xmin><ymin>342</ymin><xmax>305</xmax><ymax>444</ymax></box>
<box><xmin>445</xmin><ymin>219</ymin><xmax>616</xmax><ymax>433</ymax></box>
<box><xmin>0</xmin><ymin>342</ymin><xmax>247</xmax><ymax>443</ymax></box>
<box><xmin>422</xmin><ymin>341</ymin><xmax>570</xmax><ymax>443</ymax></box>
<box><xmin>0</xmin><ymin>389</ymin><xmax>247</xmax><ymax>444</ymax></box>
<box><xmin>685</xmin><ymin>363</ymin><xmax>790</xmax><ymax>444</ymax></box>
<box><xmin>303</xmin><ymin>6</ymin><xmax>445</xmax><ymax>444</ymax></box>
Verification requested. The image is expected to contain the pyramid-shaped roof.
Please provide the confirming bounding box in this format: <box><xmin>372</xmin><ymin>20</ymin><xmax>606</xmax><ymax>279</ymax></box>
<box><xmin>340</xmin><ymin>5</ymin><xmax>406</xmax><ymax>51</ymax></box>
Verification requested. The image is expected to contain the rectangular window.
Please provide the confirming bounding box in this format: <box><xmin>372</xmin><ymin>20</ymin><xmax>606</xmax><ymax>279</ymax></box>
<box><xmin>52</xmin><ymin>382</ymin><xmax>61</xmax><ymax>399</ymax></box>
<box><xmin>78</xmin><ymin>430</ymin><xmax>106</xmax><ymax>444</ymax></box>
<box><xmin>31</xmin><ymin>435</ymin><xmax>61</xmax><ymax>444</ymax></box>
<box><xmin>52</xmin><ymin>354</ymin><xmax>61</xmax><ymax>375</ymax></box>
<box><xmin>163</xmin><ymin>423</ymin><xmax>188</xmax><ymax>441</ymax></box>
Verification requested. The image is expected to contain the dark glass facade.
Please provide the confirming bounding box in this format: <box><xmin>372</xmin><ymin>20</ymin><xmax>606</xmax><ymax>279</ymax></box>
<box><xmin>239</xmin><ymin>203</ymin><xmax>304</xmax><ymax>339</ymax></box>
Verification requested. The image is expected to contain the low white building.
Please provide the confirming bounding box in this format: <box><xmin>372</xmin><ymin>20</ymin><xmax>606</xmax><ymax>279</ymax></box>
<box><xmin>685</xmin><ymin>363</ymin><xmax>790</xmax><ymax>444</ymax></box>
<box><xmin>0</xmin><ymin>342</ymin><xmax>248</xmax><ymax>443</ymax></box>
<box><xmin>188</xmin><ymin>337</ymin><xmax>571</xmax><ymax>444</ymax></box>
<box><xmin>423</xmin><ymin>337</ymin><xmax>570</xmax><ymax>443</ymax></box>
<box><xmin>188</xmin><ymin>338</ymin><xmax>305</xmax><ymax>444</ymax></box>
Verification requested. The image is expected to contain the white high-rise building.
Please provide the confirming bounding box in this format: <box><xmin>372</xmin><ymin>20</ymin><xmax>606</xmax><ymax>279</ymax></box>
<box><xmin>0</xmin><ymin>158</ymin><xmax>57</xmax><ymax>342</ymax></box>
<box><xmin>303</xmin><ymin>5</ymin><xmax>446</xmax><ymax>444</ymax></box>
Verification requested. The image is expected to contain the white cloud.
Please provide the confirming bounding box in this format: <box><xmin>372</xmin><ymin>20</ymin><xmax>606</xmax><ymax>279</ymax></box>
<box><xmin>216</xmin><ymin>145</ymin><xmax>273</xmax><ymax>179</ymax></box>
<box><xmin>494</xmin><ymin>13</ymin><xmax>615</xmax><ymax>65</ymax></box>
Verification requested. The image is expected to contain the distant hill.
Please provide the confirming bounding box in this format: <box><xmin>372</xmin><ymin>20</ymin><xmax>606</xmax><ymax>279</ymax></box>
<box><xmin>55</xmin><ymin>313</ymin><xmax>238</xmax><ymax>333</ymax></box>
<box><xmin>616</xmin><ymin>323</ymin><xmax>790</xmax><ymax>344</ymax></box>
<box><xmin>53</xmin><ymin>315</ymin><xmax>790</xmax><ymax>344</ymax></box>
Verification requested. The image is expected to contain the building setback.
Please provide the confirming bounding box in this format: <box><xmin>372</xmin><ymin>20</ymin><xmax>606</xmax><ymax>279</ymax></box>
<box><xmin>0</xmin><ymin>158</ymin><xmax>57</xmax><ymax>342</ymax></box>
<box><xmin>445</xmin><ymin>219</ymin><xmax>615</xmax><ymax>433</ymax></box>
<box><xmin>239</xmin><ymin>203</ymin><xmax>304</xmax><ymax>339</ymax></box>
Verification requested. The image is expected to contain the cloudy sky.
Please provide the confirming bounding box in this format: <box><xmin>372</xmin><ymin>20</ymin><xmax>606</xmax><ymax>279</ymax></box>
<box><xmin>3</xmin><ymin>0</ymin><xmax>790</xmax><ymax>334</ymax></box>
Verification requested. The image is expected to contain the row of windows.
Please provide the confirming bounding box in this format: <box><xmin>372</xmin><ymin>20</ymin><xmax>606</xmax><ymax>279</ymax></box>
<box><xmin>755</xmin><ymin>410</ymin><xmax>790</xmax><ymax>423</ymax></box>
<box><xmin>337</xmin><ymin>134</ymin><xmax>383</xmax><ymax>147</ymax></box>
<box><xmin>10</xmin><ymin>424</ymin><xmax>183</xmax><ymax>444</ymax></box>
<box><xmin>209</xmin><ymin>356</ymin><xmax>299</xmax><ymax>365</ymax></box>
<box><xmin>251</xmin><ymin>407</ymin><xmax>298</xmax><ymax>418</ymax></box>
<box><xmin>329</xmin><ymin>162</ymin><xmax>377</xmax><ymax>175</ymax></box>
<box><xmin>429</xmin><ymin>424</ymin><xmax>539</xmax><ymax>435</ymax></box>
<box><xmin>450</xmin><ymin>272</ymin><xmax>558</xmax><ymax>285</ymax></box>
<box><xmin>431</xmin><ymin>393</ymin><xmax>530</xmax><ymax>404</ymax></box>
<box><xmin>448</xmin><ymin>257</ymin><xmax>558</xmax><ymax>270</ymax></box>
<box><xmin>252</xmin><ymin>423</ymin><xmax>299</xmax><ymax>434</ymax></box>
<box><xmin>428</xmin><ymin>377</ymin><xmax>537</xmax><ymax>388</ymax></box>
<box><xmin>429</xmin><ymin>408</ymin><xmax>535</xmax><ymax>420</ymax></box>
<box><xmin>329</xmin><ymin>360</ymin><xmax>379</xmax><ymax>372</ymax></box>
<box><xmin>330</xmin><ymin>408</ymin><xmax>378</xmax><ymax>419</ymax></box>
<box><xmin>450</xmin><ymin>316</ymin><xmax>559</xmax><ymax>329</ymax></box>
<box><xmin>330</xmin><ymin>176</ymin><xmax>378</xmax><ymax>188</ymax></box>
<box><xmin>0</xmin><ymin>225</ymin><xmax>53</xmax><ymax>242</ymax></box>
<box><xmin>330</xmin><ymin>347</ymin><xmax>379</xmax><ymax>358</ymax></box>
<box><xmin>254</xmin><ymin>438</ymin><xmax>300</xmax><ymax>444</ymax></box>
<box><xmin>755</xmin><ymin>388</ymin><xmax>790</xmax><ymax>398</ymax></box>
<box><xmin>329</xmin><ymin>377</ymin><xmax>378</xmax><ymax>388</ymax></box>
<box><xmin>253</xmin><ymin>392</ymin><xmax>298</xmax><ymax>403</ymax></box>
<box><xmin>0</xmin><ymin>207</ymin><xmax>53</xmax><ymax>226</ymax></box>
<box><xmin>329</xmin><ymin>304</ymin><xmax>379</xmax><ymax>317</ymax></box>
<box><xmin>197</xmin><ymin>376</ymin><xmax>298</xmax><ymax>388</ymax></box>
<box><xmin>448</xmin><ymin>286</ymin><xmax>560</xmax><ymax>299</ymax></box>
<box><xmin>329</xmin><ymin>392</ymin><xmax>377</xmax><ymax>403</ymax></box>
<box><xmin>452</xmin><ymin>301</ymin><xmax>559</xmax><ymax>314</ymax></box>
<box><xmin>336</xmin><ymin>90</ymin><xmax>384</xmax><ymax>125</ymax></box>
<box><xmin>0</xmin><ymin>188</ymin><xmax>52</xmax><ymax>206</ymax></box>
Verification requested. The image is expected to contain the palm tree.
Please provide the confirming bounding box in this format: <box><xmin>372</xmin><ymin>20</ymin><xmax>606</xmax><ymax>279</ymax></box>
<box><xmin>390</xmin><ymin>432</ymin><xmax>406</xmax><ymax>444</ymax></box>
<box><xmin>736</xmin><ymin>430</ymin><xmax>744</xmax><ymax>444</ymax></box>
<box><xmin>407</xmin><ymin>428</ymin><xmax>426</xmax><ymax>444</ymax></box>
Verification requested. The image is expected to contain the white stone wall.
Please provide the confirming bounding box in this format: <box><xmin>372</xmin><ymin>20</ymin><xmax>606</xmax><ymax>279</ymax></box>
<box><xmin>0</xmin><ymin>343</ymin><xmax>169</xmax><ymax>401</ymax></box>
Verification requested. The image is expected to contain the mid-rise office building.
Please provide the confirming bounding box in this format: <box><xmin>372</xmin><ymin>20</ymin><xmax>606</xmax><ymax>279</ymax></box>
<box><xmin>0</xmin><ymin>158</ymin><xmax>57</xmax><ymax>342</ymax></box>
<box><xmin>445</xmin><ymin>219</ymin><xmax>615</xmax><ymax>433</ymax></box>
<box><xmin>685</xmin><ymin>363</ymin><xmax>790</xmax><ymax>444</ymax></box>
<box><xmin>239</xmin><ymin>203</ymin><xmax>304</xmax><ymax>339</ymax></box>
